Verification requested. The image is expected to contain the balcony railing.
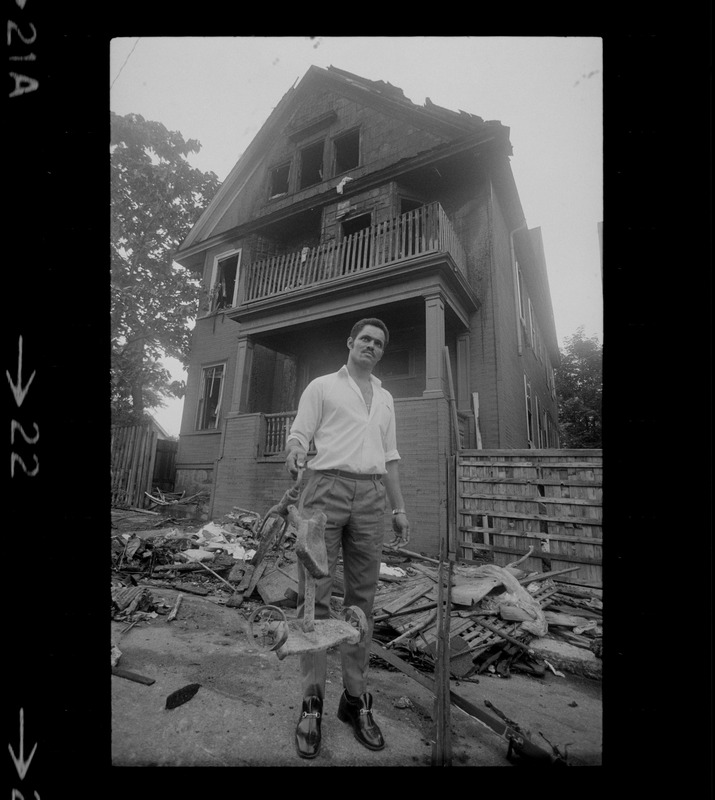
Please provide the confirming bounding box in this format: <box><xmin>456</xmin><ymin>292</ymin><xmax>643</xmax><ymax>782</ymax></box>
<box><xmin>243</xmin><ymin>201</ymin><xmax>467</xmax><ymax>304</ymax></box>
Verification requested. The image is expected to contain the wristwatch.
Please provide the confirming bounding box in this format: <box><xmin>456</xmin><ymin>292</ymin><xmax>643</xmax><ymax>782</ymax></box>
<box><xmin>392</xmin><ymin>508</ymin><xmax>406</xmax><ymax>516</ymax></box>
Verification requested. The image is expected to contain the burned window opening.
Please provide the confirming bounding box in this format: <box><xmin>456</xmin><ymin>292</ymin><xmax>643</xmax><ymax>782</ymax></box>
<box><xmin>269</xmin><ymin>163</ymin><xmax>290</xmax><ymax>199</ymax></box>
<box><xmin>211</xmin><ymin>253</ymin><xmax>240</xmax><ymax>311</ymax></box>
<box><xmin>299</xmin><ymin>140</ymin><xmax>324</xmax><ymax>189</ymax></box>
<box><xmin>334</xmin><ymin>129</ymin><xmax>360</xmax><ymax>174</ymax></box>
<box><xmin>196</xmin><ymin>364</ymin><xmax>225</xmax><ymax>431</ymax></box>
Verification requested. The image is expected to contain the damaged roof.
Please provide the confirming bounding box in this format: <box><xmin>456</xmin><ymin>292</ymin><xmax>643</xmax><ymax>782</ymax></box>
<box><xmin>177</xmin><ymin>64</ymin><xmax>511</xmax><ymax>257</ymax></box>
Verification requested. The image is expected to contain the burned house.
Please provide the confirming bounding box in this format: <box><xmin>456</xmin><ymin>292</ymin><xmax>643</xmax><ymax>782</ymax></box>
<box><xmin>171</xmin><ymin>66</ymin><xmax>560</xmax><ymax>556</ymax></box>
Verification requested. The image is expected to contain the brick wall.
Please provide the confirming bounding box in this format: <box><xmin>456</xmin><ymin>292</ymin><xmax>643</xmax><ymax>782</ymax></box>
<box><xmin>207</xmin><ymin>397</ymin><xmax>451</xmax><ymax>557</ymax></box>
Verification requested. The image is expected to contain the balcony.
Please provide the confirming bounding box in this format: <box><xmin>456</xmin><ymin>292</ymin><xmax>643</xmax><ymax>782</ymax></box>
<box><xmin>241</xmin><ymin>201</ymin><xmax>468</xmax><ymax>306</ymax></box>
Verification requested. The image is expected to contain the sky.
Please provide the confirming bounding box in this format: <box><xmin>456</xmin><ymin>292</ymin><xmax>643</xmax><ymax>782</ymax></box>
<box><xmin>109</xmin><ymin>35</ymin><xmax>603</xmax><ymax>437</ymax></box>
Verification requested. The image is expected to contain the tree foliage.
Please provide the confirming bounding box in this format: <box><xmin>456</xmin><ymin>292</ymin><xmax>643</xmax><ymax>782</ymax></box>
<box><xmin>555</xmin><ymin>327</ymin><xmax>603</xmax><ymax>448</ymax></box>
<box><xmin>110</xmin><ymin>112</ymin><xmax>220</xmax><ymax>424</ymax></box>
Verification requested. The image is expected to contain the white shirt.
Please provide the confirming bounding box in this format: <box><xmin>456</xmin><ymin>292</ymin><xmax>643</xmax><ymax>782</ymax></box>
<box><xmin>288</xmin><ymin>365</ymin><xmax>400</xmax><ymax>474</ymax></box>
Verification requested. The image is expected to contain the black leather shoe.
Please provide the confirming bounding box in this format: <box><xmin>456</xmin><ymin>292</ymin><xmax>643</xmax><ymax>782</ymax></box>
<box><xmin>295</xmin><ymin>695</ymin><xmax>322</xmax><ymax>759</ymax></box>
<box><xmin>337</xmin><ymin>691</ymin><xmax>385</xmax><ymax>751</ymax></box>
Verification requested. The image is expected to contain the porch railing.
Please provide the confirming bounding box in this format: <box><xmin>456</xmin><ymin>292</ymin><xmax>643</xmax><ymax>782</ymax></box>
<box><xmin>264</xmin><ymin>412</ymin><xmax>297</xmax><ymax>456</ymax></box>
<box><xmin>243</xmin><ymin>201</ymin><xmax>467</xmax><ymax>304</ymax></box>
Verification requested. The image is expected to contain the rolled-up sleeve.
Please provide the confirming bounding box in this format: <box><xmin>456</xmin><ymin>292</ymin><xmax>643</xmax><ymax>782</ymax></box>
<box><xmin>288</xmin><ymin>379</ymin><xmax>323</xmax><ymax>451</ymax></box>
<box><xmin>382</xmin><ymin>400</ymin><xmax>400</xmax><ymax>463</ymax></box>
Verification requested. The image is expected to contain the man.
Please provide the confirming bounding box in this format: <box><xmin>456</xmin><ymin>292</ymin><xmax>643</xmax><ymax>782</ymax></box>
<box><xmin>285</xmin><ymin>318</ymin><xmax>410</xmax><ymax>759</ymax></box>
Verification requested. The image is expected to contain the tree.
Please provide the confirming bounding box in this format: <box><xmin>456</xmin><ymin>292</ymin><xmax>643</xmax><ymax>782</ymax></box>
<box><xmin>555</xmin><ymin>327</ymin><xmax>603</xmax><ymax>448</ymax></box>
<box><xmin>110</xmin><ymin>112</ymin><xmax>221</xmax><ymax>425</ymax></box>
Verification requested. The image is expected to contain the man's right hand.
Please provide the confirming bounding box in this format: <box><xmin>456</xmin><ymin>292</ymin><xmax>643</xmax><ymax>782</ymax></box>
<box><xmin>285</xmin><ymin>447</ymin><xmax>306</xmax><ymax>479</ymax></box>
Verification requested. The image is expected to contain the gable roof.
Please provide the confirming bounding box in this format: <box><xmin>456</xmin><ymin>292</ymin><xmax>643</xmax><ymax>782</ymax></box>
<box><xmin>176</xmin><ymin>65</ymin><xmax>509</xmax><ymax>261</ymax></box>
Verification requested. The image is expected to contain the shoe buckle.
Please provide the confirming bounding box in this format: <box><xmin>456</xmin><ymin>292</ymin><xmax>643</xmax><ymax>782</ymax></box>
<box><xmin>358</xmin><ymin>708</ymin><xmax>371</xmax><ymax>716</ymax></box>
<box><xmin>302</xmin><ymin>711</ymin><xmax>321</xmax><ymax>719</ymax></box>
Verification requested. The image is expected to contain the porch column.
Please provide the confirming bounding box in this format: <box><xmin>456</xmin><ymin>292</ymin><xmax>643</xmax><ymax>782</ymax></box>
<box><xmin>423</xmin><ymin>292</ymin><xmax>445</xmax><ymax>398</ymax></box>
<box><xmin>456</xmin><ymin>332</ymin><xmax>470</xmax><ymax>411</ymax></box>
<box><xmin>231</xmin><ymin>335</ymin><xmax>254</xmax><ymax>413</ymax></box>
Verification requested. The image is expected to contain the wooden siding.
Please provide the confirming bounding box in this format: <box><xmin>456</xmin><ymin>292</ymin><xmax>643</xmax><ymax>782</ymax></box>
<box><xmin>457</xmin><ymin>449</ymin><xmax>602</xmax><ymax>588</ymax></box>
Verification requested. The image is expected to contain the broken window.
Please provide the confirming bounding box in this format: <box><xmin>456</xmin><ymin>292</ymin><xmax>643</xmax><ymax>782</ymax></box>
<box><xmin>299</xmin><ymin>140</ymin><xmax>324</xmax><ymax>189</ymax></box>
<box><xmin>524</xmin><ymin>375</ymin><xmax>534</xmax><ymax>447</ymax></box>
<box><xmin>269</xmin><ymin>162</ymin><xmax>290</xmax><ymax>198</ymax></box>
<box><xmin>196</xmin><ymin>364</ymin><xmax>225</xmax><ymax>431</ymax></box>
<box><xmin>210</xmin><ymin>251</ymin><xmax>241</xmax><ymax>311</ymax></box>
<box><xmin>516</xmin><ymin>265</ymin><xmax>527</xmax><ymax>324</ymax></box>
<box><xmin>333</xmin><ymin>129</ymin><xmax>360</xmax><ymax>174</ymax></box>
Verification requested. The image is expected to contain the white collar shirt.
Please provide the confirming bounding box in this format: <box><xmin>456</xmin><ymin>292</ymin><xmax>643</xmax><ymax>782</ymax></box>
<box><xmin>288</xmin><ymin>365</ymin><xmax>400</xmax><ymax>474</ymax></box>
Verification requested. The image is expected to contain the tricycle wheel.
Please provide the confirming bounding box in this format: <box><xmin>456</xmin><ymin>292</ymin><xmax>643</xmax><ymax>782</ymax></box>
<box><xmin>344</xmin><ymin>606</ymin><xmax>368</xmax><ymax>639</ymax></box>
<box><xmin>248</xmin><ymin>605</ymin><xmax>289</xmax><ymax>651</ymax></box>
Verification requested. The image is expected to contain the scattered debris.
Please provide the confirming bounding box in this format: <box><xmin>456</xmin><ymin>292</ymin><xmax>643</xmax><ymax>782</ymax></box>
<box><xmin>111</xmin><ymin>505</ymin><xmax>602</xmax><ymax>684</ymax></box>
<box><xmin>165</xmin><ymin>683</ymin><xmax>201</xmax><ymax>710</ymax></box>
<box><xmin>112</xmin><ymin>666</ymin><xmax>155</xmax><ymax>686</ymax></box>
<box><xmin>167</xmin><ymin>593</ymin><xmax>183</xmax><ymax>622</ymax></box>
<box><xmin>544</xmin><ymin>660</ymin><xmax>566</xmax><ymax>678</ymax></box>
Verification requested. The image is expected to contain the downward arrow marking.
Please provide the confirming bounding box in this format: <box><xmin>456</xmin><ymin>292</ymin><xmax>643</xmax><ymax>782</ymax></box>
<box><xmin>8</xmin><ymin>708</ymin><xmax>38</xmax><ymax>780</ymax></box>
<box><xmin>6</xmin><ymin>336</ymin><xmax>36</xmax><ymax>407</ymax></box>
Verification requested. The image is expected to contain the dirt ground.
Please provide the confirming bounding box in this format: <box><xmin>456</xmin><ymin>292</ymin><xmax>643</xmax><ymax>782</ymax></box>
<box><xmin>111</xmin><ymin>584</ymin><xmax>602</xmax><ymax>768</ymax></box>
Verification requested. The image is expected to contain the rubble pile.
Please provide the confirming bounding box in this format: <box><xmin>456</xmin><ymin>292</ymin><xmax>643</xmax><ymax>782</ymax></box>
<box><xmin>111</xmin><ymin>509</ymin><xmax>602</xmax><ymax>681</ymax></box>
<box><xmin>371</xmin><ymin>557</ymin><xmax>602</xmax><ymax>682</ymax></box>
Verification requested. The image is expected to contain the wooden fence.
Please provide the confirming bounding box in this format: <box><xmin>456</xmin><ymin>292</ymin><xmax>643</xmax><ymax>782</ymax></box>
<box><xmin>456</xmin><ymin>449</ymin><xmax>603</xmax><ymax>588</ymax></box>
<box><xmin>111</xmin><ymin>424</ymin><xmax>163</xmax><ymax>509</ymax></box>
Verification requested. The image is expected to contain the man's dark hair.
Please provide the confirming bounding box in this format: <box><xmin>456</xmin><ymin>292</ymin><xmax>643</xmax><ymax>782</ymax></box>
<box><xmin>350</xmin><ymin>317</ymin><xmax>389</xmax><ymax>346</ymax></box>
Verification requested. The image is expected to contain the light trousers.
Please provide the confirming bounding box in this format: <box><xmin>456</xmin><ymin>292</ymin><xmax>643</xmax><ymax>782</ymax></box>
<box><xmin>297</xmin><ymin>470</ymin><xmax>386</xmax><ymax>700</ymax></box>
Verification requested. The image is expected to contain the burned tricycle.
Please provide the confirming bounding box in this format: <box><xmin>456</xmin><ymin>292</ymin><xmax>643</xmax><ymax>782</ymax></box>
<box><xmin>248</xmin><ymin>469</ymin><xmax>368</xmax><ymax>660</ymax></box>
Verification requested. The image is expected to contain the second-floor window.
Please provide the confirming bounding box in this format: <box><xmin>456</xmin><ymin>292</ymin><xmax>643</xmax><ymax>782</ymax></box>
<box><xmin>196</xmin><ymin>363</ymin><xmax>225</xmax><ymax>431</ymax></box>
<box><xmin>210</xmin><ymin>250</ymin><xmax>241</xmax><ymax>311</ymax></box>
<box><xmin>299</xmin><ymin>140</ymin><xmax>324</xmax><ymax>189</ymax></box>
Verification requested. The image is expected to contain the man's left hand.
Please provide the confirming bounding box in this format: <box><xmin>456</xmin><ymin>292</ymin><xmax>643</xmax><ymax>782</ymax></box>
<box><xmin>385</xmin><ymin>512</ymin><xmax>410</xmax><ymax>549</ymax></box>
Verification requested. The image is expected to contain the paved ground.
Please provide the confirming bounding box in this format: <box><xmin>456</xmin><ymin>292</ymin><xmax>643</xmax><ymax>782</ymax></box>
<box><xmin>111</xmin><ymin>586</ymin><xmax>602</xmax><ymax>768</ymax></box>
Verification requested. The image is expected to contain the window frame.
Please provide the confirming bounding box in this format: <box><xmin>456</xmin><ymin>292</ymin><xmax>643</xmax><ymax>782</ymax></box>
<box><xmin>268</xmin><ymin>161</ymin><xmax>291</xmax><ymax>199</ymax></box>
<box><xmin>332</xmin><ymin>127</ymin><xmax>361</xmax><ymax>176</ymax></box>
<box><xmin>209</xmin><ymin>248</ymin><xmax>242</xmax><ymax>312</ymax></box>
<box><xmin>195</xmin><ymin>362</ymin><xmax>226</xmax><ymax>432</ymax></box>
<box><xmin>524</xmin><ymin>374</ymin><xmax>534</xmax><ymax>447</ymax></box>
<box><xmin>298</xmin><ymin>139</ymin><xmax>325</xmax><ymax>190</ymax></box>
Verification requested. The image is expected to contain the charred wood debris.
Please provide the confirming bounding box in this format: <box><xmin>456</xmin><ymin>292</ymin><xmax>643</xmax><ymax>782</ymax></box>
<box><xmin>111</xmin><ymin>504</ymin><xmax>602</xmax><ymax>682</ymax></box>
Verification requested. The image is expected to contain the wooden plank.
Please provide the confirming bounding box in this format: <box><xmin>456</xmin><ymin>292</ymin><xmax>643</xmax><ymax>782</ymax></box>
<box><xmin>459</xmin><ymin>527</ymin><xmax>602</xmax><ymax>546</ymax></box>
<box><xmin>491</xmin><ymin>545</ymin><xmax>601</xmax><ymax>566</ymax></box>
<box><xmin>460</xmin><ymin>449</ymin><xmax>602</xmax><ymax>458</ymax></box>
<box><xmin>460</xmin><ymin>477</ymin><xmax>602</xmax><ymax>488</ymax></box>
<box><xmin>459</xmin><ymin>461</ymin><xmax>601</xmax><ymax>469</ymax></box>
<box><xmin>380</xmin><ymin>578</ymin><xmax>434</xmax><ymax>615</ymax></box>
<box><xmin>459</xmin><ymin>492</ymin><xmax>601</xmax><ymax>508</ymax></box>
<box><xmin>457</xmin><ymin>508</ymin><xmax>601</xmax><ymax>526</ymax></box>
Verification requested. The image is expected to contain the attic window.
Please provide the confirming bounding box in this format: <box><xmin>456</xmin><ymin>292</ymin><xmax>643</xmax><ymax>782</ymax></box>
<box><xmin>269</xmin><ymin>163</ymin><xmax>290</xmax><ymax>198</ymax></box>
<box><xmin>334</xmin><ymin>129</ymin><xmax>360</xmax><ymax>174</ymax></box>
<box><xmin>299</xmin><ymin>141</ymin><xmax>324</xmax><ymax>189</ymax></box>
